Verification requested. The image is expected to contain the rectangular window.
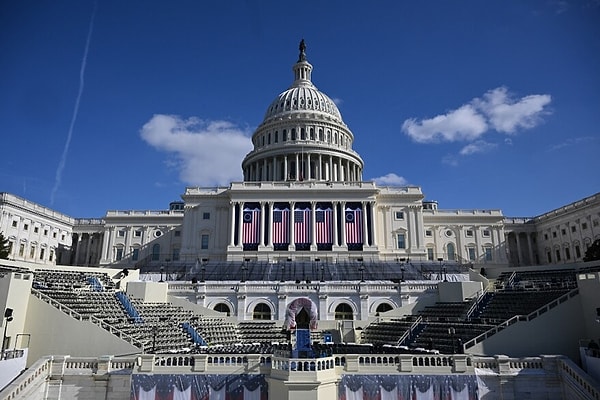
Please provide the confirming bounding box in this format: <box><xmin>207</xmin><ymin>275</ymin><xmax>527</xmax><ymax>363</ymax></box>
<box><xmin>552</xmin><ymin>231</ymin><xmax>557</xmax><ymax>238</ymax></box>
<box><xmin>555</xmin><ymin>249</ymin><xmax>561</xmax><ymax>262</ymax></box>
<box><xmin>482</xmin><ymin>230</ymin><xmax>490</xmax><ymax>238</ymax></box>
<box><xmin>582</xmin><ymin>222</ymin><xmax>588</xmax><ymax>230</ymax></box>
<box><xmin>547</xmin><ymin>252</ymin><xmax>552</xmax><ymax>263</ymax></box>
<box><xmin>24</xmin><ymin>224</ymin><xmax>29</xmax><ymax>231</ymax></box>
<box><xmin>594</xmin><ymin>220</ymin><xmax>599</xmax><ymax>227</ymax></box>
<box><xmin>49</xmin><ymin>249</ymin><xmax>54</xmax><ymax>262</ymax></box>
<box><xmin>575</xmin><ymin>245</ymin><xmax>581</xmax><ymax>259</ymax></box>
<box><xmin>34</xmin><ymin>226</ymin><xmax>39</xmax><ymax>233</ymax></box>
<box><xmin>12</xmin><ymin>220</ymin><xmax>17</xmax><ymax>228</ymax></box>
<box><xmin>484</xmin><ymin>248</ymin><xmax>492</xmax><ymax>261</ymax></box>
<box><xmin>395</xmin><ymin>211</ymin><xmax>404</xmax><ymax>220</ymax></box>
<box><xmin>61</xmin><ymin>234</ymin><xmax>65</xmax><ymax>241</ymax></box>
<box><xmin>468</xmin><ymin>247</ymin><xmax>476</xmax><ymax>261</ymax></box>
<box><xmin>571</xmin><ymin>226</ymin><xmax>576</xmax><ymax>233</ymax></box>
<box><xmin>174</xmin><ymin>230</ymin><xmax>181</xmax><ymax>237</ymax></box>
<box><xmin>53</xmin><ymin>232</ymin><xmax>57</xmax><ymax>238</ymax></box>
<box><xmin>116</xmin><ymin>248</ymin><xmax>123</xmax><ymax>261</ymax></box>
<box><xmin>201</xmin><ymin>234</ymin><xmax>209</xmax><ymax>249</ymax></box>
<box><xmin>118</xmin><ymin>230</ymin><xmax>126</xmax><ymax>238</ymax></box>
<box><xmin>427</xmin><ymin>248</ymin><xmax>434</xmax><ymax>261</ymax></box>
<box><xmin>425</xmin><ymin>230</ymin><xmax>432</xmax><ymax>237</ymax></box>
<box><xmin>43</xmin><ymin>229</ymin><xmax>48</xmax><ymax>236</ymax></box>
<box><xmin>19</xmin><ymin>243</ymin><xmax>25</xmax><ymax>257</ymax></box>
<box><xmin>172</xmin><ymin>248</ymin><xmax>180</xmax><ymax>261</ymax></box>
<box><xmin>29</xmin><ymin>246</ymin><xmax>35</xmax><ymax>259</ymax></box>
<box><xmin>544</xmin><ymin>233</ymin><xmax>548</xmax><ymax>240</ymax></box>
<box><xmin>565</xmin><ymin>247</ymin><xmax>571</xmax><ymax>260</ymax></box>
<box><xmin>397</xmin><ymin>233</ymin><xmax>406</xmax><ymax>249</ymax></box>
<box><xmin>134</xmin><ymin>230</ymin><xmax>142</xmax><ymax>237</ymax></box>
<box><xmin>466</xmin><ymin>230</ymin><xmax>473</xmax><ymax>238</ymax></box>
<box><xmin>39</xmin><ymin>248</ymin><xmax>45</xmax><ymax>260</ymax></box>
<box><xmin>203</xmin><ymin>212</ymin><xmax>210</xmax><ymax>220</ymax></box>
<box><xmin>132</xmin><ymin>248</ymin><xmax>139</xmax><ymax>261</ymax></box>
<box><xmin>561</xmin><ymin>228</ymin><xmax>566</xmax><ymax>236</ymax></box>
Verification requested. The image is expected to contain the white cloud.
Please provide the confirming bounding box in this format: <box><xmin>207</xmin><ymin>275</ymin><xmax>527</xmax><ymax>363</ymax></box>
<box><xmin>372</xmin><ymin>173</ymin><xmax>408</xmax><ymax>186</ymax></box>
<box><xmin>441</xmin><ymin>154</ymin><xmax>459</xmax><ymax>167</ymax></box>
<box><xmin>473</xmin><ymin>87</ymin><xmax>552</xmax><ymax>134</ymax></box>
<box><xmin>459</xmin><ymin>140</ymin><xmax>497</xmax><ymax>156</ymax></box>
<box><xmin>140</xmin><ymin>114</ymin><xmax>253</xmax><ymax>186</ymax></box>
<box><xmin>402</xmin><ymin>86</ymin><xmax>552</xmax><ymax>144</ymax></box>
<box><xmin>402</xmin><ymin>105</ymin><xmax>488</xmax><ymax>143</ymax></box>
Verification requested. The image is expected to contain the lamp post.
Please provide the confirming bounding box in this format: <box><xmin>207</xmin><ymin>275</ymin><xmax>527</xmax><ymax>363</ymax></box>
<box><xmin>2</xmin><ymin>308</ymin><xmax>14</xmax><ymax>358</ymax></box>
<box><xmin>437</xmin><ymin>258</ymin><xmax>444</xmax><ymax>281</ymax></box>
<box><xmin>159</xmin><ymin>266</ymin><xmax>164</xmax><ymax>282</ymax></box>
<box><xmin>320</xmin><ymin>263</ymin><xmax>325</xmax><ymax>282</ymax></box>
<box><xmin>200</xmin><ymin>258</ymin><xmax>208</xmax><ymax>283</ymax></box>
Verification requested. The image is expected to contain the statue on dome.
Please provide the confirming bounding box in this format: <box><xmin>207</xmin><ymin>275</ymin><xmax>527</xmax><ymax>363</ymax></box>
<box><xmin>298</xmin><ymin>39</ymin><xmax>307</xmax><ymax>62</ymax></box>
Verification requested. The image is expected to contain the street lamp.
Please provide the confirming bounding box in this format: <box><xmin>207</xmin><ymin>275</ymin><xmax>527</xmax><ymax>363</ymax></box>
<box><xmin>159</xmin><ymin>266</ymin><xmax>164</xmax><ymax>282</ymax></box>
<box><xmin>2</xmin><ymin>308</ymin><xmax>14</xmax><ymax>358</ymax></box>
<box><xmin>437</xmin><ymin>258</ymin><xmax>444</xmax><ymax>281</ymax></box>
<box><xmin>359</xmin><ymin>262</ymin><xmax>365</xmax><ymax>282</ymax></box>
<box><xmin>320</xmin><ymin>263</ymin><xmax>325</xmax><ymax>282</ymax></box>
<box><xmin>200</xmin><ymin>258</ymin><xmax>208</xmax><ymax>282</ymax></box>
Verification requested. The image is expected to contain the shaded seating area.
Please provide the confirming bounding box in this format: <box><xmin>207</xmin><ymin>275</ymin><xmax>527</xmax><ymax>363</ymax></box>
<box><xmin>237</xmin><ymin>321</ymin><xmax>287</xmax><ymax>343</ymax></box>
<box><xmin>361</xmin><ymin>318</ymin><xmax>414</xmax><ymax>345</ymax></box>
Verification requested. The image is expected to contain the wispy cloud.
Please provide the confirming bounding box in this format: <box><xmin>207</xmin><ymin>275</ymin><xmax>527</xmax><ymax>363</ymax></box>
<box><xmin>472</xmin><ymin>87</ymin><xmax>551</xmax><ymax>134</ymax></box>
<box><xmin>50</xmin><ymin>1</ymin><xmax>97</xmax><ymax>205</ymax></box>
<box><xmin>547</xmin><ymin>136</ymin><xmax>595</xmax><ymax>152</ymax></box>
<box><xmin>459</xmin><ymin>140</ymin><xmax>497</xmax><ymax>156</ymax></box>
<box><xmin>403</xmin><ymin>86</ymin><xmax>551</xmax><ymax>145</ymax></box>
<box><xmin>372</xmin><ymin>173</ymin><xmax>408</xmax><ymax>186</ymax></box>
<box><xmin>140</xmin><ymin>114</ymin><xmax>253</xmax><ymax>186</ymax></box>
<box><xmin>402</xmin><ymin>86</ymin><xmax>552</xmax><ymax>163</ymax></box>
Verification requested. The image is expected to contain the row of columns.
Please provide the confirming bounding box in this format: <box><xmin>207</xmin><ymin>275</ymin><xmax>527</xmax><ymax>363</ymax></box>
<box><xmin>244</xmin><ymin>153</ymin><xmax>362</xmax><ymax>182</ymax></box>
<box><xmin>228</xmin><ymin>201</ymin><xmax>378</xmax><ymax>249</ymax></box>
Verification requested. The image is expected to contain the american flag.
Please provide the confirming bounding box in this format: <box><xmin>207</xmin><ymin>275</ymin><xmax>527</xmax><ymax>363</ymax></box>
<box><xmin>315</xmin><ymin>207</ymin><xmax>333</xmax><ymax>244</ymax></box>
<box><xmin>294</xmin><ymin>207</ymin><xmax>311</xmax><ymax>244</ymax></box>
<box><xmin>272</xmin><ymin>208</ymin><xmax>290</xmax><ymax>244</ymax></box>
<box><xmin>345</xmin><ymin>208</ymin><xmax>363</xmax><ymax>244</ymax></box>
<box><xmin>242</xmin><ymin>208</ymin><xmax>260</xmax><ymax>244</ymax></box>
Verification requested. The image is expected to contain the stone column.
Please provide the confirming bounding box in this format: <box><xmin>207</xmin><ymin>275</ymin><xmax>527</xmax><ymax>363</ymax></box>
<box><xmin>289</xmin><ymin>201</ymin><xmax>296</xmax><ymax>250</ymax></box>
<box><xmin>295</xmin><ymin>153</ymin><xmax>299</xmax><ymax>181</ymax></box>
<box><xmin>332</xmin><ymin>201</ymin><xmax>339</xmax><ymax>247</ymax></box>
<box><xmin>237</xmin><ymin>202</ymin><xmax>244</xmax><ymax>247</ymax></box>
<box><xmin>229</xmin><ymin>202</ymin><xmax>236</xmax><ymax>247</ymax></box>
<box><xmin>340</xmin><ymin>201</ymin><xmax>347</xmax><ymax>246</ymax></box>
<box><xmin>74</xmin><ymin>234</ymin><xmax>82</xmax><ymax>265</ymax></box>
<box><xmin>85</xmin><ymin>234</ymin><xmax>92</xmax><ymax>266</ymax></box>
<box><xmin>318</xmin><ymin>154</ymin><xmax>323</xmax><ymax>180</ymax></box>
<box><xmin>259</xmin><ymin>202</ymin><xmax>266</xmax><ymax>247</ymax></box>
<box><xmin>267</xmin><ymin>202</ymin><xmax>274</xmax><ymax>247</ymax></box>
<box><xmin>361</xmin><ymin>201</ymin><xmax>369</xmax><ymax>246</ymax></box>
<box><xmin>515</xmin><ymin>232</ymin><xmax>523</xmax><ymax>266</ymax></box>
<box><xmin>284</xmin><ymin>155</ymin><xmax>288</xmax><ymax>180</ymax></box>
<box><xmin>307</xmin><ymin>153</ymin><xmax>311</xmax><ymax>180</ymax></box>
<box><xmin>527</xmin><ymin>233</ymin><xmax>535</xmax><ymax>265</ymax></box>
<box><xmin>311</xmin><ymin>201</ymin><xmax>317</xmax><ymax>251</ymax></box>
<box><xmin>370</xmin><ymin>202</ymin><xmax>378</xmax><ymax>247</ymax></box>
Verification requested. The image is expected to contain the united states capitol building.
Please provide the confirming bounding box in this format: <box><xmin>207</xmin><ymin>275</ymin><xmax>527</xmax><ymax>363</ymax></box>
<box><xmin>1</xmin><ymin>42</ymin><xmax>600</xmax><ymax>399</ymax></box>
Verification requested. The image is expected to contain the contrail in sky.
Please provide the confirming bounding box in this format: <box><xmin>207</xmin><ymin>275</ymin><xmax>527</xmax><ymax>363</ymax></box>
<box><xmin>50</xmin><ymin>1</ymin><xmax>97</xmax><ymax>205</ymax></box>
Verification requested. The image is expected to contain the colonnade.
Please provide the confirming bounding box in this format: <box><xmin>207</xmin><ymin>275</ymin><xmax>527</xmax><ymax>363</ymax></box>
<box><xmin>228</xmin><ymin>200</ymin><xmax>378</xmax><ymax>250</ymax></box>
<box><xmin>243</xmin><ymin>153</ymin><xmax>362</xmax><ymax>182</ymax></box>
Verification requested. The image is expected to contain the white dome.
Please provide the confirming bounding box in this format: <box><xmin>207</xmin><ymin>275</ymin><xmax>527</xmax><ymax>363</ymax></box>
<box><xmin>263</xmin><ymin>83</ymin><xmax>342</xmax><ymax>122</ymax></box>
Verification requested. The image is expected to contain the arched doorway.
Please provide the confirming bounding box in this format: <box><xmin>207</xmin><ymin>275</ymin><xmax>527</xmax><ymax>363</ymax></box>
<box><xmin>253</xmin><ymin>303</ymin><xmax>271</xmax><ymax>320</ymax></box>
<box><xmin>214</xmin><ymin>303</ymin><xmax>231</xmax><ymax>316</ymax></box>
<box><xmin>335</xmin><ymin>303</ymin><xmax>353</xmax><ymax>320</ymax></box>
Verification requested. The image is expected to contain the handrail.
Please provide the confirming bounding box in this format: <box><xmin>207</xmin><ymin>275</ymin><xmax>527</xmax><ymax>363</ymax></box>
<box><xmin>465</xmin><ymin>290</ymin><xmax>487</xmax><ymax>320</ymax></box>
<box><xmin>507</xmin><ymin>271</ymin><xmax>517</xmax><ymax>287</ymax></box>
<box><xmin>464</xmin><ymin>288</ymin><xmax>579</xmax><ymax>349</ymax></box>
<box><xmin>31</xmin><ymin>289</ymin><xmax>146</xmax><ymax>350</ymax></box>
<box><xmin>397</xmin><ymin>316</ymin><xmax>423</xmax><ymax>346</ymax></box>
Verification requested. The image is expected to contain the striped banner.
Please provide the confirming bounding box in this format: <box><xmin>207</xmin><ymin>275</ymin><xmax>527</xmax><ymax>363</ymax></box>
<box><xmin>294</xmin><ymin>207</ymin><xmax>311</xmax><ymax>244</ymax></box>
<box><xmin>345</xmin><ymin>208</ymin><xmax>363</xmax><ymax>244</ymax></box>
<box><xmin>242</xmin><ymin>208</ymin><xmax>260</xmax><ymax>244</ymax></box>
<box><xmin>315</xmin><ymin>207</ymin><xmax>333</xmax><ymax>244</ymax></box>
<box><xmin>272</xmin><ymin>208</ymin><xmax>290</xmax><ymax>244</ymax></box>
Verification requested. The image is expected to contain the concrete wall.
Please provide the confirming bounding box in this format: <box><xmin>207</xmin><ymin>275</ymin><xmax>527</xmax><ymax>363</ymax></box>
<box><xmin>468</xmin><ymin>292</ymin><xmax>585</xmax><ymax>361</ymax></box>
<box><xmin>126</xmin><ymin>281</ymin><xmax>168</xmax><ymax>302</ymax></box>
<box><xmin>0</xmin><ymin>271</ymin><xmax>33</xmax><ymax>351</ymax></box>
<box><xmin>438</xmin><ymin>281</ymin><xmax>483</xmax><ymax>302</ymax></box>
<box><xmin>576</xmin><ymin>271</ymin><xmax>600</xmax><ymax>341</ymax></box>
<box><xmin>23</xmin><ymin>295</ymin><xmax>139</xmax><ymax>366</ymax></box>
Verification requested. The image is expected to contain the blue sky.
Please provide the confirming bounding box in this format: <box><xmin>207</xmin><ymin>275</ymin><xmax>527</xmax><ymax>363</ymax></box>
<box><xmin>1</xmin><ymin>1</ymin><xmax>599</xmax><ymax>218</ymax></box>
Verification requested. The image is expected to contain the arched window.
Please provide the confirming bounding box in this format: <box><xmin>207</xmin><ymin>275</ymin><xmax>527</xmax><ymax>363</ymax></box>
<box><xmin>214</xmin><ymin>303</ymin><xmax>231</xmax><ymax>316</ymax></box>
<box><xmin>253</xmin><ymin>303</ymin><xmax>271</xmax><ymax>320</ymax></box>
<box><xmin>151</xmin><ymin>244</ymin><xmax>160</xmax><ymax>261</ymax></box>
<box><xmin>335</xmin><ymin>303</ymin><xmax>353</xmax><ymax>320</ymax></box>
<box><xmin>447</xmin><ymin>243</ymin><xmax>455</xmax><ymax>261</ymax></box>
<box><xmin>376</xmin><ymin>303</ymin><xmax>393</xmax><ymax>314</ymax></box>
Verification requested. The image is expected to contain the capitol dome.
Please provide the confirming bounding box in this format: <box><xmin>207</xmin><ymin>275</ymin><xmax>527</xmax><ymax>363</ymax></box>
<box><xmin>241</xmin><ymin>40</ymin><xmax>364</xmax><ymax>183</ymax></box>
